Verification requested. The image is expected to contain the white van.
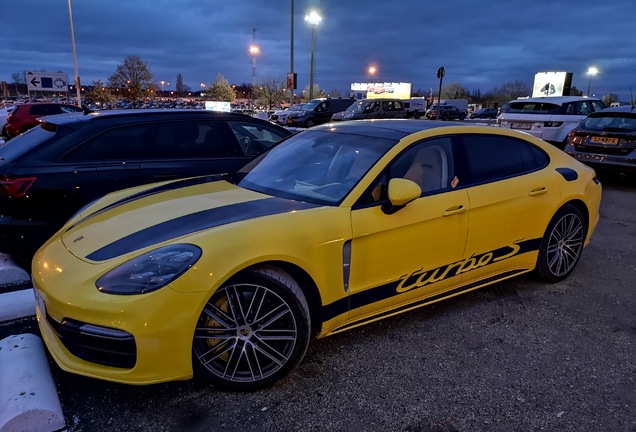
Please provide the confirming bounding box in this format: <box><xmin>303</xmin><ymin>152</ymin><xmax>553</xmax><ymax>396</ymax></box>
<box><xmin>498</xmin><ymin>96</ymin><xmax>607</xmax><ymax>149</ymax></box>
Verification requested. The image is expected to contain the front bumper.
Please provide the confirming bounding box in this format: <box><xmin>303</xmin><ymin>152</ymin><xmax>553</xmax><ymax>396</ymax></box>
<box><xmin>33</xmin><ymin>237</ymin><xmax>211</xmax><ymax>385</ymax></box>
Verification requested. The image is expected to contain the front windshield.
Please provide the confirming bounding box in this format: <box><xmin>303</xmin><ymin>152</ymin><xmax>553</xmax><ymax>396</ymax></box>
<box><xmin>233</xmin><ymin>130</ymin><xmax>396</xmax><ymax>204</ymax></box>
<box><xmin>303</xmin><ymin>100</ymin><xmax>321</xmax><ymax>110</ymax></box>
<box><xmin>289</xmin><ymin>104</ymin><xmax>304</xmax><ymax>112</ymax></box>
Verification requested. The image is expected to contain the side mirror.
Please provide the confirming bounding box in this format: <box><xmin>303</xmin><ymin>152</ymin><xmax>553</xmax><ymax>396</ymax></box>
<box><xmin>382</xmin><ymin>178</ymin><xmax>422</xmax><ymax>214</ymax></box>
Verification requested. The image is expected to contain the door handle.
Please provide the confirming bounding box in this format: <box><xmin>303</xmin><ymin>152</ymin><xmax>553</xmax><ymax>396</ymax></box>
<box><xmin>443</xmin><ymin>205</ymin><xmax>466</xmax><ymax>217</ymax></box>
<box><xmin>529</xmin><ymin>187</ymin><xmax>548</xmax><ymax>196</ymax></box>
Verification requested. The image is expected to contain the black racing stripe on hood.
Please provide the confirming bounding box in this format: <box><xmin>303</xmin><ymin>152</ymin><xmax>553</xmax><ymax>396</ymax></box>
<box><xmin>67</xmin><ymin>175</ymin><xmax>224</xmax><ymax>231</ymax></box>
<box><xmin>86</xmin><ymin>197</ymin><xmax>320</xmax><ymax>261</ymax></box>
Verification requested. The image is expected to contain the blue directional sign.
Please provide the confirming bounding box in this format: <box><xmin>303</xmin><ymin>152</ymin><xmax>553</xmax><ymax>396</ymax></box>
<box><xmin>26</xmin><ymin>71</ymin><xmax>69</xmax><ymax>92</ymax></box>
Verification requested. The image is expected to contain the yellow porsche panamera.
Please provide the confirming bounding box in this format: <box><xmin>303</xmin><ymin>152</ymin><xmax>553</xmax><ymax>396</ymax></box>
<box><xmin>32</xmin><ymin>120</ymin><xmax>601</xmax><ymax>391</ymax></box>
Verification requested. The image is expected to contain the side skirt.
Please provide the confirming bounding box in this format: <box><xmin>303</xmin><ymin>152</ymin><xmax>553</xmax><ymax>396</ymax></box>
<box><xmin>323</xmin><ymin>268</ymin><xmax>530</xmax><ymax>336</ymax></box>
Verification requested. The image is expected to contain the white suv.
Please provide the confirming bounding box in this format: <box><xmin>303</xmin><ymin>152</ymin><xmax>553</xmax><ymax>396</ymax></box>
<box><xmin>498</xmin><ymin>96</ymin><xmax>606</xmax><ymax>149</ymax></box>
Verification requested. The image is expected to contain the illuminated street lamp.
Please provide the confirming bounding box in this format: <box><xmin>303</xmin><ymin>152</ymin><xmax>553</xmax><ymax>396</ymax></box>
<box><xmin>587</xmin><ymin>67</ymin><xmax>599</xmax><ymax>96</ymax></box>
<box><xmin>200</xmin><ymin>83</ymin><xmax>206</xmax><ymax>97</ymax></box>
<box><xmin>160</xmin><ymin>80</ymin><xmax>169</xmax><ymax>96</ymax></box>
<box><xmin>368</xmin><ymin>65</ymin><xmax>376</xmax><ymax>82</ymax></box>
<box><xmin>305</xmin><ymin>10</ymin><xmax>322</xmax><ymax>100</ymax></box>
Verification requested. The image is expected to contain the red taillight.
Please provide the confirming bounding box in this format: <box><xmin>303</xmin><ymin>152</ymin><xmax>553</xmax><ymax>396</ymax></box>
<box><xmin>0</xmin><ymin>177</ymin><xmax>37</xmax><ymax>198</ymax></box>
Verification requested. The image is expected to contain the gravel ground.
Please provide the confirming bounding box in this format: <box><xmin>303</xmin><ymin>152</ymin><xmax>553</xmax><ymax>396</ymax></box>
<box><xmin>2</xmin><ymin>173</ymin><xmax>634</xmax><ymax>432</ymax></box>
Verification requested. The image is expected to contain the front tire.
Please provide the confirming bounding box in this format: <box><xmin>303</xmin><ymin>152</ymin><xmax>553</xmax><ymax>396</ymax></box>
<box><xmin>192</xmin><ymin>266</ymin><xmax>311</xmax><ymax>391</ymax></box>
<box><xmin>535</xmin><ymin>204</ymin><xmax>586</xmax><ymax>283</ymax></box>
<box><xmin>305</xmin><ymin>119</ymin><xmax>316</xmax><ymax>128</ymax></box>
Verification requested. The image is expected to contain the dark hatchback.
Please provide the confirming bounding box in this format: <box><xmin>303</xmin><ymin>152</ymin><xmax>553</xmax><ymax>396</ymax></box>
<box><xmin>0</xmin><ymin>109</ymin><xmax>291</xmax><ymax>267</ymax></box>
<box><xmin>565</xmin><ymin>105</ymin><xmax>636</xmax><ymax>176</ymax></box>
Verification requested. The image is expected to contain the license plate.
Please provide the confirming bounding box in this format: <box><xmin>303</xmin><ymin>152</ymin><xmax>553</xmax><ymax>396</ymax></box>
<box><xmin>589</xmin><ymin>136</ymin><xmax>619</xmax><ymax>145</ymax></box>
<box><xmin>510</xmin><ymin>122</ymin><xmax>532</xmax><ymax>130</ymax></box>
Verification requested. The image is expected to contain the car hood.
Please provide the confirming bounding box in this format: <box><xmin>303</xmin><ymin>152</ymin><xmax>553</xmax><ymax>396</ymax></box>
<box><xmin>59</xmin><ymin>176</ymin><xmax>321</xmax><ymax>263</ymax></box>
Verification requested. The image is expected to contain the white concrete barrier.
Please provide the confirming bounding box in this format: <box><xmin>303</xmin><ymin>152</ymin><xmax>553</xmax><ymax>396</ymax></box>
<box><xmin>0</xmin><ymin>254</ymin><xmax>30</xmax><ymax>287</ymax></box>
<box><xmin>0</xmin><ymin>334</ymin><xmax>65</xmax><ymax>432</ymax></box>
<box><xmin>0</xmin><ymin>290</ymin><xmax>35</xmax><ymax>322</ymax></box>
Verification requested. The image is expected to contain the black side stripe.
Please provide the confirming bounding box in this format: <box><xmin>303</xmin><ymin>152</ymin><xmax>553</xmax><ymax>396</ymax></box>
<box><xmin>327</xmin><ymin>269</ymin><xmax>527</xmax><ymax>334</ymax></box>
<box><xmin>67</xmin><ymin>175</ymin><xmax>224</xmax><ymax>231</ymax></box>
<box><xmin>322</xmin><ymin>238</ymin><xmax>542</xmax><ymax>324</ymax></box>
<box><xmin>86</xmin><ymin>197</ymin><xmax>319</xmax><ymax>261</ymax></box>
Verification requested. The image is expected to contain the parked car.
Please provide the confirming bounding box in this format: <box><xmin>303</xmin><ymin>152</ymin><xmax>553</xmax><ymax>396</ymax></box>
<box><xmin>565</xmin><ymin>105</ymin><xmax>636</xmax><ymax>176</ymax></box>
<box><xmin>287</xmin><ymin>98</ymin><xmax>356</xmax><ymax>127</ymax></box>
<box><xmin>269</xmin><ymin>104</ymin><xmax>304</xmax><ymax>125</ymax></box>
<box><xmin>32</xmin><ymin>120</ymin><xmax>600</xmax><ymax>391</ymax></box>
<box><xmin>469</xmin><ymin>108</ymin><xmax>498</xmax><ymax>119</ymax></box>
<box><xmin>0</xmin><ymin>104</ymin><xmax>14</xmax><ymax>140</ymax></box>
<box><xmin>331</xmin><ymin>98</ymin><xmax>406</xmax><ymax>121</ymax></box>
<box><xmin>498</xmin><ymin>96</ymin><xmax>607</xmax><ymax>149</ymax></box>
<box><xmin>2</xmin><ymin>102</ymin><xmax>85</xmax><ymax>140</ymax></box>
<box><xmin>0</xmin><ymin>109</ymin><xmax>291</xmax><ymax>268</ymax></box>
<box><xmin>425</xmin><ymin>105</ymin><xmax>466</xmax><ymax>120</ymax></box>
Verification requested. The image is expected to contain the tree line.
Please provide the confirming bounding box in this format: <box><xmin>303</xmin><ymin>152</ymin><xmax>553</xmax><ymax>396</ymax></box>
<box><xmin>7</xmin><ymin>55</ymin><xmax>622</xmax><ymax>109</ymax></box>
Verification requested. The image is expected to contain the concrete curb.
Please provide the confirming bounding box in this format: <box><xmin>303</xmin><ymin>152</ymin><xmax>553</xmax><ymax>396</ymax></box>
<box><xmin>0</xmin><ymin>290</ymin><xmax>35</xmax><ymax>322</ymax></box>
<box><xmin>0</xmin><ymin>334</ymin><xmax>65</xmax><ymax>432</ymax></box>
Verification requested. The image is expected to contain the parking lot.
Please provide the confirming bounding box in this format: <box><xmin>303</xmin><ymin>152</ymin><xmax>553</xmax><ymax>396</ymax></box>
<box><xmin>0</xmin><ymin>171</ymin><xmax>632</xmax><ymax>432</ymax></box>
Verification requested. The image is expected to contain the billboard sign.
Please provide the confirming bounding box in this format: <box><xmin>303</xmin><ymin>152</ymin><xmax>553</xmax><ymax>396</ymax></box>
<box><xmin>26</xmin><ymin>71</ymin><xmax>69</xmax><ymax>92</ymax></box>
<box><xmin>350</xmin><ymin>82</ymin><xmax>412</xmax><ymax>100</ymax></box>
<box><xmin>532</xmin><ymin>72</ymin><xmax>573</xmax><ymax>97</ymax></box>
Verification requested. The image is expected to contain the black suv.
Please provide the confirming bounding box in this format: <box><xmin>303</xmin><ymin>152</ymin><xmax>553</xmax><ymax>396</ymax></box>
<box><xmin>287</xmin><ymin>98</ymin><xmax>356</xmax><ymax>127</ymax></box>
<box><xmin>0</xmin><ymin>109</ymin><xmax>291</xmax><ymax>267</ymax></box>
<box><xmin>426</xmin><ymin>105</ymin><xmax>466</xmax><ymax>120</ymax></box>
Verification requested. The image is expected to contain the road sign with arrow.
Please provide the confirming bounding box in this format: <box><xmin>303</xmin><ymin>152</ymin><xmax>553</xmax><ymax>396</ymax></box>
<box><xmin>26</xmin><ymin>71</ymin><xmax>69</xmax><ymax>92</ymax></box>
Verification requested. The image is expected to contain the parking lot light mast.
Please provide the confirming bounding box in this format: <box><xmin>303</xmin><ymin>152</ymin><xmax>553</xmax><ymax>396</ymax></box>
<box><xmin>67</xmin><ymin>0</ymin><xmax>82</xmax><ymax>108</ymax></box>
<box><xmin>249</xmin><ymin>28</ymin><xmax>259</xmax><ymax>110</ymax></box>
<box><xmin>587</xmin><ymin>67</ymin><xmax>599</xmax><ymax>96</ymax></box>
<box><xmin>305</xmin><ymin>10</ymin><xmax>321</xmax><ymax>101</ymax></box>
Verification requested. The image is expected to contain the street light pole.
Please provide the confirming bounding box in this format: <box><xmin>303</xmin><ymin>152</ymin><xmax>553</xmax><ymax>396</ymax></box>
<box><xmin>587</xmin><ymin>67</ymin><xmax>599</xmax><ymax>96</ymax></box>
<box><xmin>249</xmin><ymin>28</ymin><xmax>259</xmax><ymax>110</ymax></box>
<box><xmin>305</xmin><ymin>10</ymin><xmax>321</xmax><ymax>101</ymax></box>
<box><xmin>290</xmin><ymin>0</ymin><xmax>294</xmax><ymax>106</ymax></box>
<box><xmin>67</xmin><ymin>0</ymin><xmax>82</xmax><ymax>108</ymax></box>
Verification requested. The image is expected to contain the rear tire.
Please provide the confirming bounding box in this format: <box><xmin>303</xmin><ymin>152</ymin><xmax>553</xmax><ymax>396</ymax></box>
<box><xmin>192</xmin><ymin>266</ymin><xmax>311</xmax><ymax>391</ymax></box>
<box><xmin>535</xmin><ymin>204</ymin><xmax>586</xmax><ymax>283</ymax></box>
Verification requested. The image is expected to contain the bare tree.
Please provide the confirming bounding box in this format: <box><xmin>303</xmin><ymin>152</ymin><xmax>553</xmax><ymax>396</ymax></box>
<box><xmin>107</xmin><ymin>55</ymin><xmax>153</xmax><ymax>108</ymax></box>
<box><xmin>441</xmin><ymin>82</ymin><xmax>469</xmax><ymax>99</ymax></box>
<box><xmin>254</xmin><ymin>76</ymin><xmax>286</xmax><ymax>109</ymax></box>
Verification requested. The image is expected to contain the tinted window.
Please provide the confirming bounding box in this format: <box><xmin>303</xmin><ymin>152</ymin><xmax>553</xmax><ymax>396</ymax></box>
<box><xmin>506</xmin><ymin>102</ymin><xmax>561</xmax><ymax>114</ymax></box>
<box><xmin>153</xmin><ymin>120</ymin><xmax>238</xmax><ymax>158</ymax></box>
<box><xmin>461</xmin><ymin>135</ymin><xmax>549</xmax><ymax>184</ymax></box>
<box><xmin>64</xmin><ymin>124</ymin><xmax>152</xmax><ymax>161</ymax></box>
<box><xmin>581</xmin><ymin>112</ymin><xmax>636</xmax><ymax>132</ymax></box>
<box><xmin>30</xmin><ymin>105</ymin><xmax>59</xmax><ymax>116</ymax></box>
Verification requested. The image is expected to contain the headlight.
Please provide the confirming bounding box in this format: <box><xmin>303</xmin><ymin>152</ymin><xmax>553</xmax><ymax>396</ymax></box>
<box><xmin>96</xmin><ymin>244</ymin><xmax>202</xmax><ymax>295</ymax></box>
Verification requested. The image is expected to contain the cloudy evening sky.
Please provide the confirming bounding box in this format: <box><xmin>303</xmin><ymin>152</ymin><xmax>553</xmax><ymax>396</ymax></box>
<box><xmin>1</xmin><ymin>0</ymin><xmax>635</xmax><ymax>101</ymax></box>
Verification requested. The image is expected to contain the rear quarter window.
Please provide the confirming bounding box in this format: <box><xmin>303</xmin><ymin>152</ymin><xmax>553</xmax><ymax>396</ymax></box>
<box><xmin>460</xmin><ymin>134</ymin><xmax>549</xmax><ymax>184</ymax></box>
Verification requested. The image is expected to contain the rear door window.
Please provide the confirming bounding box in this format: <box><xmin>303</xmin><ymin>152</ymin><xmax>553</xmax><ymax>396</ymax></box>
<box><xmin>64</xmin><ymin>124</ymin><xmax>152</xmax><ymax>161</ymax></box>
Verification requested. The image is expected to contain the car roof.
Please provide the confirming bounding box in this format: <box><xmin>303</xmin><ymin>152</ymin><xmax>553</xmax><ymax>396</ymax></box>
<box><xmin>595</xmin><ymin>105</ymin><xmax>636</xmax><ymax>114</ymax></box>
<box><xmin>312</xmin><ymin>119</ymin><xmax>469</xmax><ymax>139</ymax></box>
<box><xmin>40</xmin><ymin>109</ymin><xmax>277</xmax><ymax>126</ymax></box>
<box><xmin>509</xmin><ymin>96</ymin><xmax>601</xmax><ymax>105</ymax></box>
